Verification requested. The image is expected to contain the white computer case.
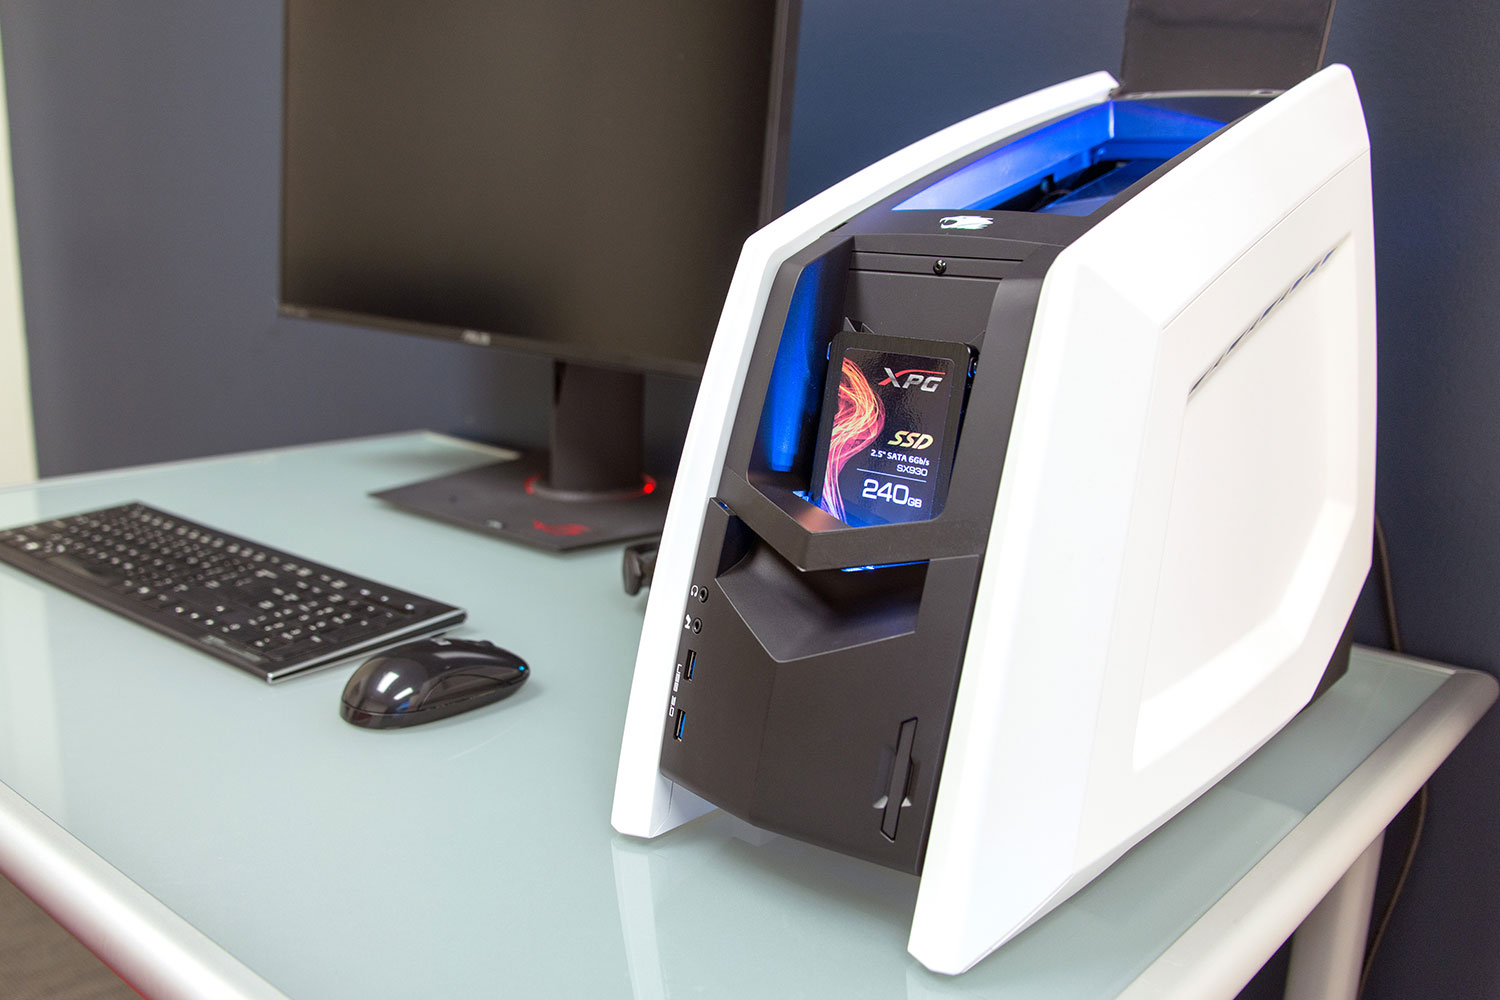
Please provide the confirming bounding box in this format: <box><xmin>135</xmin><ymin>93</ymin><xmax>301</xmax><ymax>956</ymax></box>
<box><xmin>613</xmin><ymin>65</ymin><xmax>1375</xmax><ymax>974</ymax></box>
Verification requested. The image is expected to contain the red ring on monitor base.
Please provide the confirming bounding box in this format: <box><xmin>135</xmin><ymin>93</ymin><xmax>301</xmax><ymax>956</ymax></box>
<box><xmin>523</xmin><ymin>473</ymin><xmax>657</xmax><ymax>503</ymax></box>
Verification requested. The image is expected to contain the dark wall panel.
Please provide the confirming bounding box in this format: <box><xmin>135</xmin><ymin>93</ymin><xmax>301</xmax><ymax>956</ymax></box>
<box><xmin>1323</xmin><ymin>0</ymin><xmax>1500</xmax><ymax>996</ymax></box>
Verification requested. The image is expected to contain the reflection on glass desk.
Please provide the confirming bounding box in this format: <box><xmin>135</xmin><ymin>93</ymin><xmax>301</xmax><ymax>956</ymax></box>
<box><xmin>0</xmin><ymin>433</ymin><xmax>1492</xmax><ymax>1000</ymax></box>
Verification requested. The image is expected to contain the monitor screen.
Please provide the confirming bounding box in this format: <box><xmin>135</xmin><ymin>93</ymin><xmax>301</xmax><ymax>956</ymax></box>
<box><xmin>280</xmin><ymin>1</ymin><xmax>784</xmax><ymax>377</ymax></box>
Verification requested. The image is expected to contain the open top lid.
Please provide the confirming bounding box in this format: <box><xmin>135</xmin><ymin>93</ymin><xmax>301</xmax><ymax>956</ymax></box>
<box><xmin>1119</xmin><ymin>0</ymin><xmax>1338</xmax><ymax>94</ymax></box>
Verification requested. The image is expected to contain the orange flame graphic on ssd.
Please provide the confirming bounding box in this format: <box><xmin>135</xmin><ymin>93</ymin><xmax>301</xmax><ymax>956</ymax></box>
<box><xmin>818</xmin><ymin>358</ymin><xmax>884</xmax><ymax>523</ymax></box>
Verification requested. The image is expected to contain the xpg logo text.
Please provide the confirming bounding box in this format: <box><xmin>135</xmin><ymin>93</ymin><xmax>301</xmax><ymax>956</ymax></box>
<box><xmin>879</xmin><ymin>368</ymin><xmax>945</xmax><ymax>392</ymax></box>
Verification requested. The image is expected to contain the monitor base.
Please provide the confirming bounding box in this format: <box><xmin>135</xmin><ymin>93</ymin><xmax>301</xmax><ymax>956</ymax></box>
<box><xmin>372</xmin><ymin>454</ymin><xmax>670</xmax><ymax>552</ymax></box>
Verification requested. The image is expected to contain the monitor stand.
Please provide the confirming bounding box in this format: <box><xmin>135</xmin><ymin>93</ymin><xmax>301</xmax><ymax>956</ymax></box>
<box><xmin>372</xmin><ymin>362</ymin><xmax>673</xmax><ymax>552</ymax></box>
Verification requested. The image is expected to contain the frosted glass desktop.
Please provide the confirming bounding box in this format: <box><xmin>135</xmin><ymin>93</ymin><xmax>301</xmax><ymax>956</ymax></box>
<box><xmin>0</xmin><ymin>434</ymin><xmax>1491</xmax><ymax>998</ymax></box>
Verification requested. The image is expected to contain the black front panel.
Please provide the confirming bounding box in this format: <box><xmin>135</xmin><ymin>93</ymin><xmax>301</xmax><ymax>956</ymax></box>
<box><xmin>657</xmin><ymin>231</ymin><xmax>1055</xmax><ymax>873</ymax></box>
<box><xmin>660</xmin><ymin>501</ymin><xmax>983</xmax><ymax>870</ymax></box>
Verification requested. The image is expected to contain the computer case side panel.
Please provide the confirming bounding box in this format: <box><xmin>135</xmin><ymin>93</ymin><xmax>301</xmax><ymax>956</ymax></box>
<box><xmin>611</xmin><ymin>72</ymin><xmax>1118</xmax><ymax>839</ymax></box>
<box><xmin>908</xmin><ymin>65</ymin><xmax>1375</xmax><ymax>973</ymax></box>
<box><xmin>1077</xmin><ymin>152</ymin><xmax>1375</xmax><ymax>862</ymax></box>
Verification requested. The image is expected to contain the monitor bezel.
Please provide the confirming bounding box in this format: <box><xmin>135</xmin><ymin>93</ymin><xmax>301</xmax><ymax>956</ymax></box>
<box><xmin>275</xmin><ymin>0</ymin><xmax>801</xmax><ymax>381</ymax></box>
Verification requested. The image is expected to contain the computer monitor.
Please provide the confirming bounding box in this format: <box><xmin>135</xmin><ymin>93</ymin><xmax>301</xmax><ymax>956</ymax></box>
<box><xmin>279</xmin><ymin>1</ymin><xmax>797</xmax><ymax>549</ymax></box>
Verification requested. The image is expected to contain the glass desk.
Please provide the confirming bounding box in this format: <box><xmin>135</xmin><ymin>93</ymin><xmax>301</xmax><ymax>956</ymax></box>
<box><xmin>0</xmin><ymin>433</ymin><xmax>1492</xmax><ymax>999</ymax></box>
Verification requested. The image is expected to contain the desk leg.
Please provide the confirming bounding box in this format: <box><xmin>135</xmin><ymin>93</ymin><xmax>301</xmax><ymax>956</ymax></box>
<box><xmin>1284</xmin><ymin>831</ymin><xmax>1384</xmax><ymax>1000</ymax></box>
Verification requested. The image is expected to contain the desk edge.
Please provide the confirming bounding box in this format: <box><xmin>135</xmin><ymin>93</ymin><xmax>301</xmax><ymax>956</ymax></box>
<box><xmin>1119</xmin><ymin>655</ymin><xmax>1498</xmax><ymax>999</ymax></box>
<box><xmin>0</xmin><ymin>780</ymin><xmax>289</xmax><ymax>1000</ymax></box>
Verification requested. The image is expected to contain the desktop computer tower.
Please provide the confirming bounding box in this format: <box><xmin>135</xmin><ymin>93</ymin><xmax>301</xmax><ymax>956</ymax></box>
<box><xmin>613</xmin><ymin>64</ymin><xmax>1375</xmax><ymax>973</ymax></box>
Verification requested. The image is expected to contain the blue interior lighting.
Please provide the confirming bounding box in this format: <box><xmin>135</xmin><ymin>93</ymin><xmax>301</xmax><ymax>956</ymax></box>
<box><xmin>840</xmin><ymin>560</ymin><xmax>928</xmax><ymax>573</ymax></box>
<box><xmin>893</xmin><ymin>101</ymin><xmax>1226</xmax><ymax>217</ymax></box>
<box><xmin>758</xmin><ymin>256</ymin><xmax>835</xmax><ymax>473</ymax></box>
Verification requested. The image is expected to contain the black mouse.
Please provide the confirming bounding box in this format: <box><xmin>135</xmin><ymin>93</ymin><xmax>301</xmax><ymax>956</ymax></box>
<box><xmin>340</xmin><ymin>637</ymin><xmax>529</xmax><ymax>729</ymax></box>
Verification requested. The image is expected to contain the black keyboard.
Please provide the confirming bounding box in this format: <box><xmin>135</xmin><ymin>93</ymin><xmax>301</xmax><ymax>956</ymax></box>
<box><xmin>0</xmin><ymin>502</ymin><xmax>466</xmax><ymax>682</ymax></box>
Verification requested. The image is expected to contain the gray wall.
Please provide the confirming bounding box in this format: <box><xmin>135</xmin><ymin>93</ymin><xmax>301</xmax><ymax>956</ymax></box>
<box><xmin>5</xmin><ymin>1</ymin><xmax>1498</xmax><ymax>996</ymax></box>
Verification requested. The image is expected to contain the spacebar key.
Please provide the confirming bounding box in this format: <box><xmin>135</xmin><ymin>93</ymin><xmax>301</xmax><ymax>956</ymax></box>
<box><xmin>48</xmin><ymin>554</ymin><xmax>121</xmax><ymax>586</ymax></box>
<box><xmin>198</xmin><ymin>634</ymin><xmax>268</xmax><ymax>666</ymax></box>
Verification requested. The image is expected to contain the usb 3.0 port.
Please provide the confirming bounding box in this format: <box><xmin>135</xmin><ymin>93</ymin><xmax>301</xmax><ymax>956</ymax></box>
<box><xmin>684</xmin><ymin>649</ymin><xmax>697</xmax><ymax>680</ymax></box>
<box><xmin>674</xmin><ymin>711</ymin><xmax>688</xmax><ymax>741</ymax></box>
